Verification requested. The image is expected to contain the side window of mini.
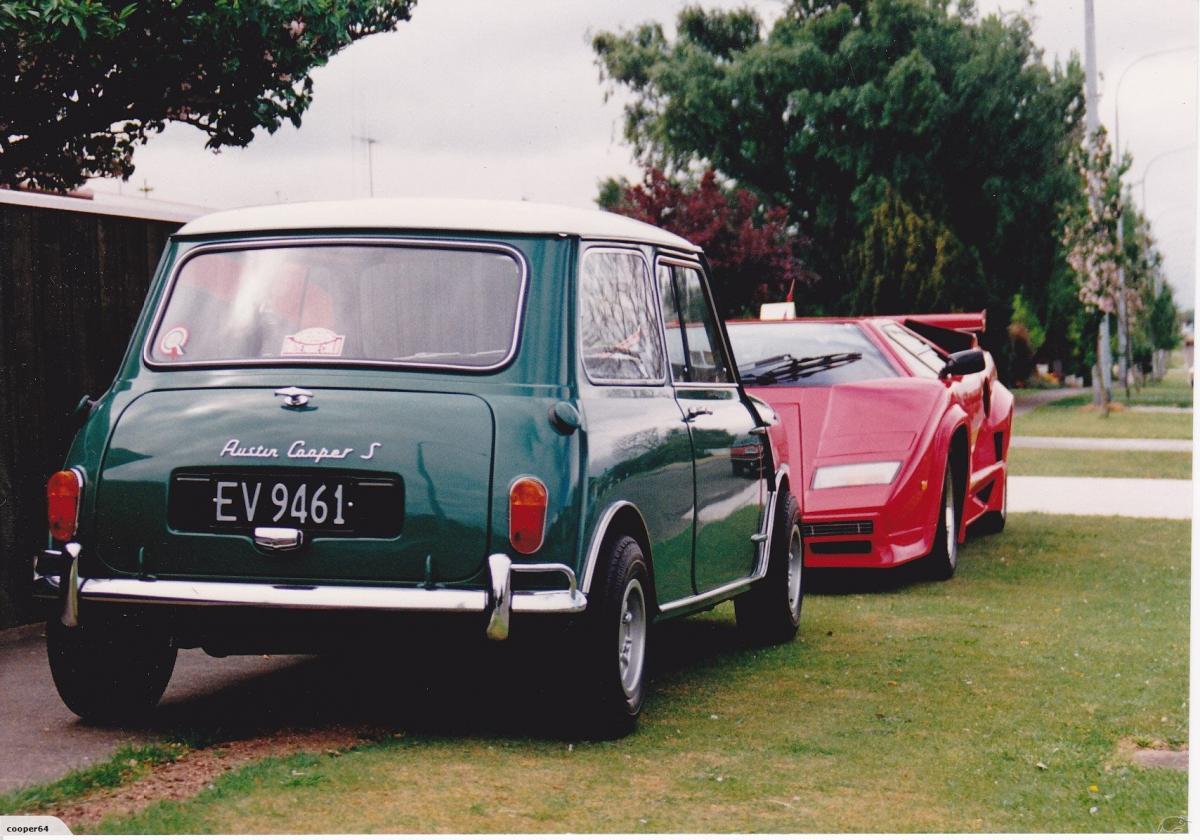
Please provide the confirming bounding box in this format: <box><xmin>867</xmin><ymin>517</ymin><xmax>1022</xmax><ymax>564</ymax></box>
<box><xmin>655</xmin><ymin>262</ymin><xmax>735</xmax><ymax>384</ymax></box>
<box><xmin>579</xmin><ymin>248</ymin><xmax>666</xmax><ymax>383</ymax></box>
<box><xmin>882</xmin><ymin>324</ymin><xmax>945</xmax><ymax>379</ymax></box>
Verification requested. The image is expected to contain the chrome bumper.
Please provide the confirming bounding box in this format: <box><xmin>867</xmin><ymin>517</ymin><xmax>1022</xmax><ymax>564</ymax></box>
<box><xmin>34</xmin><ymin>549</ymin><xmax>586</xmax><ymax>641</ymax></box>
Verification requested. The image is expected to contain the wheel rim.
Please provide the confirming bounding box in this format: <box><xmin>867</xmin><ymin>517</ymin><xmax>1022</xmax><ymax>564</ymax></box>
<box><xmin>1000</xmin><ymin>473</ymin><xmax>1008</xmax><ymax>520</ymax></box>
<box><xmin>786</xmin><ymin>524</ymin><xmax>803</xmax><ymax>620</ymax></box>
<box><xmin>944</xmin><ymin>479</ymin><xmax>957</xmax><ymax>567</ymax></box>
<box><xmin>618</xmin><ymin>578</ymin><xmax>647</xmax><ymax>701</ymax></box>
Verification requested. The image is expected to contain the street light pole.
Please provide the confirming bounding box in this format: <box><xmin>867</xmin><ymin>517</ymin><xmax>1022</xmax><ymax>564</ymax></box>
<box><xmin>1129</xmin><ymin>143</ymin><xmax>1195</xmax><ymax>381</ymax></box>
<box><xmin>353</xmin><ymin>134</ymin><xmax>379</xmax><ymax>197</ymax></box>
<box><xmin>1132</xmin><ymin>145</ymin><xmax>1195</xmax><ymax>222</ymax></box>
<box><xmin>1111</xmin><ymin>45</ymin><xmax>1194</xmax><ymax>396</ymax></box>
<box><xmin>1083</xmin><ymin>0</ymin><xmax>1112</xmax><ymax>405</ymax></box>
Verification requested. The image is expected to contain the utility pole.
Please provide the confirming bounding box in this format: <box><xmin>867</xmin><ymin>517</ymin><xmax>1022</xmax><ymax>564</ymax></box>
<box><xmin>353</xmin><ymin>135</ymin><xmax>379</xmax><ymax>197</ymax></box>
<box><xmin>1083</xmin><ymin>0</ymin><xmax>1113</xmax><ymax>405</ymax></box>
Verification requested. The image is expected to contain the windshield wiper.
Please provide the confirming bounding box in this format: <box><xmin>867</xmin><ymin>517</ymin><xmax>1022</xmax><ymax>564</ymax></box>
<box><xmin>739</xmin><ymin>352</ymin><xmax>862</xmax><ymax>385</ymax></box>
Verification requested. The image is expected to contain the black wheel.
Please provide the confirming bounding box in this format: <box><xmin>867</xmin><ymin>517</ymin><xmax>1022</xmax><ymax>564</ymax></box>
<box><xmin>923</xmin><ymin>463</ymin><xmax>959</xmax><ymax>580</ymax></box>
<box><xmin>975</xmin><ymin>471</ymin><xmax>1008</xmax><ymax>535</ymax></box>
<box><xmin>47</xmin><ymin>613</ymin><xmax>177</xmax><ymax>723</ymax></box>
<box><xmin>574</xmin><ymin>535</ymin><xmax>650</xmax><ymax>739</ymax></box>
<box><xmin>735</xmin><ymin>492</ymin><xmax>803</xmax><ymax>645</ymax></box>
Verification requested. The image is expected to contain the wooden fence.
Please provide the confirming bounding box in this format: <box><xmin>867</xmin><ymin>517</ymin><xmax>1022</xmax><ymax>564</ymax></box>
<box><xmin>0</xmin><ymin>191</ymin><xmax>191</xmax><ymax>627</ymax></box>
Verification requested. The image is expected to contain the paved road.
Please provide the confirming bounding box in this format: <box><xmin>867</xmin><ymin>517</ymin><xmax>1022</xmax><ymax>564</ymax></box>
<box><xmin>1008</xmin><ymin>476</ymin><xmax>1192</xmax><ymax>519</ymax></box>
<box><xmin>1012</xmin><ymin>435</ymin><xmax>1192</xmax><ymax>452</ymax></box>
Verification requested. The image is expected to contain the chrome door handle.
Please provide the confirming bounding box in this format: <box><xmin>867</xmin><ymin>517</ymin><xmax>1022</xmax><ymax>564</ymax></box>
<box><xmin>684</xmin><ymin>407</ymin><xmax>714</xmax><ymax>422</ymax></box>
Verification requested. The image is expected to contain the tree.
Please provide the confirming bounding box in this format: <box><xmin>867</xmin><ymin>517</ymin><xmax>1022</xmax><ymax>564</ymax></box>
<box><xmin>1061</xmin><ymin>128</ymin><xmax>1132</xmax><ymax>403</ymax></box>
<box><xmin>847</xmin><ymin>185</ymin><xmax>985</xmax><ymax>316</ymax></box>
<box><xmin>593</xmin><ymin>0</ymin><xmax>1085</xmax><ymax>379</ymax></box>
<box><xmin>1120</xmin><ymin>197</ymin><xmax>1179</xmax><ymax>379</ymax></box>
<box><xmin>0</xmin><ymin>1</ymin><xmax>416</xmax><ymax>190</ymax></box>
<box><xmin>1008</xmin><ymin>292</ymin><xmax>1046</xmax><ymax>384</ymax></box>
<box><xmin>600</xmin><ymin>167</ymin><xmax>816</xmax><ymax>316</ymax></box>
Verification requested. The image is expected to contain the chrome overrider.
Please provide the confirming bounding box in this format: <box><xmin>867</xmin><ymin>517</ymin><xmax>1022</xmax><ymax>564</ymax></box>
<box><xmin>33</xmin><ymin>548</ymin><xmax>586</xmax><ymax>641</ymax></box>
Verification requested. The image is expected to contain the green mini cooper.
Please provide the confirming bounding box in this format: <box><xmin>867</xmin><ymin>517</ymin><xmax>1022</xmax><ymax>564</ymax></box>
<box><xmin>35</xmin><ymin>198</ymin><xmax>804</xmax><ymax>735</ymax></box>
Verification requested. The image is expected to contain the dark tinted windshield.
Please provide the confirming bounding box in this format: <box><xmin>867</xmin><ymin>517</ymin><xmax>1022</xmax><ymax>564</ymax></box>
<box><xmin>727</xmin><ymin>322</ymin><xmax>898</xmax><ymax>387</ymax></box>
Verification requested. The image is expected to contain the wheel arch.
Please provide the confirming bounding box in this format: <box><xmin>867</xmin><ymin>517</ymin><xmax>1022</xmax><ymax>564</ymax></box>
<box><xmin>579</xmin><ymin>501</ymin><xmax>654</xmax><ymax>602</ymax></box>
<box><xmin>947</xmin><ymin>422</ymin><xmax>970</xmax><ymax>532</ymax></box>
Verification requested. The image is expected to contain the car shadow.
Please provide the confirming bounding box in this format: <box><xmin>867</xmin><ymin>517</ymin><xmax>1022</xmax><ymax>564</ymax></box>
<box><xmin>102</xmin><ymin>613</ymin><xmax>764</xmax><ymax>744</ymax></box>
<box><xmin>803</xmin><ymin>562</ymin><xmax>928</xmax><ymax>595</ymax></box>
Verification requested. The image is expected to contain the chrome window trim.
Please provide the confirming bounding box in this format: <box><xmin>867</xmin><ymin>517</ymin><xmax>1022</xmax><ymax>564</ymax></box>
<box><xmin>672</xmin><ymin>382</ymin><xmax>741</xmax><ymax>391</ymax></box>
<box><xmin>577</xmin><ymin>245</ymin><xmax>669</xmax><ymax>388</ymax></box>
<box><xmin>653</xmin><ymin>256</ymin><xmax>738</xmax><ymax>386</ymax></box>
<box><xmin>142</xmin><ymin>236</ymin><xmax>530</xmax><ymax>374</ymax></box>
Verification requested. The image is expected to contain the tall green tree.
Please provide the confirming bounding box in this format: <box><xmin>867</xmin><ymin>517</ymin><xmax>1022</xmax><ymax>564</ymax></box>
<box><xmin>593</xmin><ymin>0</ymin><xmax>1085</xmax><ymax>377</ymax></box>
<box><xmin>0</xmin><ymin>0</ymin><xmax>417</xmax><ymax>190</ymax></box>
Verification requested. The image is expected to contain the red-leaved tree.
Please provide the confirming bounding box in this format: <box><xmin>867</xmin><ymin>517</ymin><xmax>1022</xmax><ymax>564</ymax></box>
<box><xmin>600</xmin><ymin>168</ymin><xmax>815</xmax><ymax>317</ymax></box>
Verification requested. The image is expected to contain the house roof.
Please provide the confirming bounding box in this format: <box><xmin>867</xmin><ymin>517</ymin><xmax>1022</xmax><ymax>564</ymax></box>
<box><xmin>176</xmin><ymin>197</ymin><xmax>700</xmax><ymax>251</ymax></box>
<box><xmin>0</xmin><ymin>187</ymin><xmax>203</xmax><ymax>224</ymax></box>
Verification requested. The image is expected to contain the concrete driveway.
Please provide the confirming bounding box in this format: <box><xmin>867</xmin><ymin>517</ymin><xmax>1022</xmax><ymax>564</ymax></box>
<box><xmin>0</xmin><ymin>625</ymin><xmax>315</xmax><ymax>792</ymax></box>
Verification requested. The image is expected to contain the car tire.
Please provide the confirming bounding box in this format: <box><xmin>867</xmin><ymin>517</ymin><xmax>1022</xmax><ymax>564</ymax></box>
<box><xmin>574</xmin><ymin>535</ymin><xmax>651</xmax><ymax>739</ymax></box>
<box><xmin>735</xmin><ymin>492</ymin><xmax>803</xmax><ymax>645</ymax></box>
<box><xmin>47</xmin><ymin>613</ymin><xmax>177</xmax><ymax>723</ymax></box>
<box><xmin>975</xmin><ymin>471</ymin><xmax>1008</xmax><ymax>535</ymax></box>
<box><xmin>923</xmin><ymin>463</ymin><xmax>959</xmax><ymax>580</ymax></box>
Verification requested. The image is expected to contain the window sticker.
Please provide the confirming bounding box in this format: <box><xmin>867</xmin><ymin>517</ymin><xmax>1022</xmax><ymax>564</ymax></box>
<box><xmin>281</xmin><ymin>327</ymin><xmax>345</xmax><ymax>356</ymax></box>
<box><xmin>159</xmin><ymin>326</ymin><xmax>189</xmax><ymax>358</ymax></box>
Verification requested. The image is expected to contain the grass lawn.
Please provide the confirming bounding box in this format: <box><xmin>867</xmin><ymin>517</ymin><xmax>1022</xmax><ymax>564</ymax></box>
<box><xmin>1015</xmin><ymin>401</ymin><xmax>1192</xmax><ymax>440</ymax></box>
<box><xmin>1008</xmin><ymin>447</ymin><xmax>1192</xmax><ymax>480</ymax></box>
<box><xmin>62</xmin><ymin>514</ymin><xmax>1187</xmax><ymax>834</ymax></box>
<box><xmin>1014</xmin><ymin>364</ymin><xmax>1193</xmax><ymax>440</ymax></box>
<box><xmin>1122</xmin><ymin>365</ymin><xmax>1194</xmax><ymax>408</ymax></box>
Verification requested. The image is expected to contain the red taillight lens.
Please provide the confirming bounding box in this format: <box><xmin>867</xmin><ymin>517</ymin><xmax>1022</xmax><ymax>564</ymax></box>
<box><xmin>509</xmin><ymin>476</ymin><xmax>548</xmax><ymax>555</ymax></box>
<box><xmin>47</xmin><ymin>469</ymin><xmax>82</xmax><ymax>542</ymax></box>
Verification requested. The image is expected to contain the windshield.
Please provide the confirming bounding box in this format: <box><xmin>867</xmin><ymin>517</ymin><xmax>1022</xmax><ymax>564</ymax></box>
<box><xmin>148</xmin><ymin>243</ymin><xmax>524</xmax><ymax>368</ymax></box>
<box><xmin>726</xmin><ymin>322</ymin><xmax>898</xmax><ymax>386</ymax></box>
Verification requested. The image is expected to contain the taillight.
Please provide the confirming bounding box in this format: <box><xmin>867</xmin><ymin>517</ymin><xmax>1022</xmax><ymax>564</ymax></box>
<box><xmin>509</xmin><ymin>476</ymin><xmax>548</xmax><ymax>555</ymax></box>
<box><xmin>47</xmin><ymin>469</ymin><xmax>82</xmax><ymax>542</ymax></box>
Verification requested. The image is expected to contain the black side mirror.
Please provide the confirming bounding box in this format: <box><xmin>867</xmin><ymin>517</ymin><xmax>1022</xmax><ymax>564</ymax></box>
<box><xmin>940</xmin><ymin>349</ymin><xmax>985</xmax><ymax>379</ymax></box>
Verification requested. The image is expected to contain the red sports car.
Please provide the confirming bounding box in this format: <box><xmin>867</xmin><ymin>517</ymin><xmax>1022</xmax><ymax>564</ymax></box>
<box><xmin>727</xmin><ymin>313</ymin><xmax>1012</xmax><ymax>579</ymax></box>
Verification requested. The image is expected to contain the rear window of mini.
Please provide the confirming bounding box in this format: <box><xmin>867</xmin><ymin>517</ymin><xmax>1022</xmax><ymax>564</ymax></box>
<box><xmin>146</xmin><ymin>240</ymin><xmax>526</xmax><ymax>370</ymax></box>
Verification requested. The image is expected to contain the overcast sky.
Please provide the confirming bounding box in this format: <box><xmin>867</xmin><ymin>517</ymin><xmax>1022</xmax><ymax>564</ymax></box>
<box><xmin>91</xmin><ymin>0</ymin><xmax>1198</xmax><ymax>308</ymax></box>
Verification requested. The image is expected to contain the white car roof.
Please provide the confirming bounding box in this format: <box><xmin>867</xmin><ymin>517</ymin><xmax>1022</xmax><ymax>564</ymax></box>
<box><xmin>176</xmin><ymin>197</ymin><xmax>700</xmax><ymax>252</ymax></box>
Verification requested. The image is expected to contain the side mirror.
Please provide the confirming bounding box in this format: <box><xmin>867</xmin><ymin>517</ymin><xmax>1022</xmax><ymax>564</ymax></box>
<box><xmin>940</xmin><ymin>349</ymin><xmax>985</xmax><ymax>379</ymax></box>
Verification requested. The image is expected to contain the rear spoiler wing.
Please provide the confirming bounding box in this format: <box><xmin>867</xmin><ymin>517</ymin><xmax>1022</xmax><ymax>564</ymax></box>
<box><xmin>898</xmin><ymin>311</ymin><xmax>986</xmax><ymax>333</ymax></box>
<box><xmin>899</xmin><ymin>311</ymin><xmax>986</xmax><ymax>353</ymax></box>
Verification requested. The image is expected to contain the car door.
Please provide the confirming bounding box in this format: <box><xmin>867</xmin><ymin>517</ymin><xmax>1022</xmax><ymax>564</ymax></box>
<box><xmin>656</xmin><ymin>257</ymin><xmax>765</xmax><ymax>594</ymax></box>
<box><xmin>577</xmin><ymin>246</ymin><xmax>696</xmax><ymax>605</ymax></box>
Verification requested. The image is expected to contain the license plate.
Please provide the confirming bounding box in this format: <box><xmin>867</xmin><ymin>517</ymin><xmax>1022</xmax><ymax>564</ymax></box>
<box><xmin>169</xmin><ymin>470</ymin><xmax>403</xmax><ymax>537</ymax></box>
